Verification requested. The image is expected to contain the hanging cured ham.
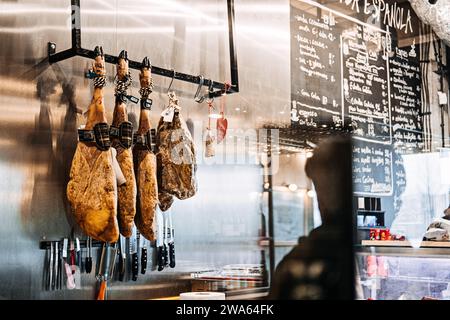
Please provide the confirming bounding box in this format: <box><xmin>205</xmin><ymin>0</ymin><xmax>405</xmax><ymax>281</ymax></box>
<box><xmin>111</xmin><ymin>50</ymin><xmax>137</xmax><ymax>238</ymax></box>
<box><xmin>133</xmin><ymin>57</ymin><xmax>158</xmax><ymax>241</ymax></box>
<box><xmin>156</xmin><ymin>91</ymin><xmax>198</xmax><ymax>211</ymax></box>
<box><xmin>66</xmin><ymin>46</ymin><xmax>119</xmax><ymax>243</ymax></box>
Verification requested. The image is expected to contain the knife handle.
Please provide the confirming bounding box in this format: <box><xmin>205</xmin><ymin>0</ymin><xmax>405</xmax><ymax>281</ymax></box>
<box><xmin>163</xmin><ymin>244</ymin><xmax>169</xmax><ymax>267</ymax></box>
<box><xmin>76</xmin><ymin>251</ymin><xmax>81</xmax><ymax>270</ymax></box>
<box><xmin>141</xmin><ymin>248</ymin><xmax>147</xmax><ymax>274</ymax></box>
<box><xmin>97</xmin><ymin>281</ymin><xmax>106</xmax><ymax>300</ymax></box>
<box><xmin>169</xmin><ymin>243</ymin><xmax>176</xmax><ymax>268</ymax></box>
<box><xmin>157</xmin><ymin>246</ymin><xmax>164</xmax><ymax>271</ymax></box>
<box><xmin>85</xmin><ymin>257</ymin><xmax>92</xmax><ymax>274</ymax></box>
<box><xmin>51</xmin><ymin>243</ymin><xmax>56</xmax><ymax>290</ymax></box>
<box><xmin>131</xmin><ymin>253</ymin><xmax>138</xmax><ymax>281</ymax></box>
<box><xmin>118</xmin><ymin>256</ymin><xmax>125</xmax><ymax>281</ymax></box>
<box><xmin>70</xmin><ymin>250</ymin><xmax>76</xmax><ymax>274</ymax></box>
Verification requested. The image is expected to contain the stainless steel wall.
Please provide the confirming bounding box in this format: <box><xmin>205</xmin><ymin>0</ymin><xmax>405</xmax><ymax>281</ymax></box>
<box><xmin>0</xmin><ymin>0</ymin><xmax>291</xmax><ymax>299</ymax></box>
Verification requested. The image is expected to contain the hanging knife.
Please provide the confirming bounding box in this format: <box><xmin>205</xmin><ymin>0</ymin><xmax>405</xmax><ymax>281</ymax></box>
<box><xmin>58</xmin><ymin>240</ymin><xmax>63</xmax><ymax>290</ymax></box>
<box><xmin>130</xmin><ymin>226</ymin><xmax>139</xmax><ymax>281</ymax></box>
<box><xmin>54</xmin><ymin>241</ymin><xmax>59</xmax><ymax>290</ymax></box>
<box><xmin>62</xmin><ymin>238</ymin><xmax>76</xmax><ymax>289</ymax></box>
<box><xmin>85</xmin><ymin>237</ymin><xmax>92</xmax><ymax>274</ymax></box>
<box><xmin>140</xmin><ymin>234</ymin><xmax>147</xmax><ymax>274</ymax></box>
<box><xmin>44</xmin><ymin>243</ymin><xmax>50</xmax><ymax>290</ymax></box>
<box><xmin>118</xmin><ymin>235</ymin><xmax>126</xmax><ymax>281</ymax></box>
<box><xmin>163</xmin><ymin>212</ymin><xmax>169</xmax><ymax>267</ymax></box>
<box><xmin>96</xmin><ymin>243</ymin><xmax>118</xmax><ymax>300</ymax></box>
<box><xmin>49</xmin><ymin>242</ymin><xmax>54</xmax><ymax>290</ymax></box>
<box><xmin>157</xmin><ymin>209</ymin><xmax>165</xmax><ymax>271</ymax></box>
<box><xmin>70</xmin><ymin>239</ymin><xmax>76</xmax><ymax>274</ymax></box>
<box><xmin>168</xmin><ymin>211</ymin><xmax>176</xmax><ymax>268</ymax></box>
<box><xmin>75</xmin><ymin>237</ymin><xmax>81</xmax><ymax>271</ymax></box>
<box><xmin>62</xmin><ymin>238</ymin><xmax>68</xmax><ymax>272</ymax></box>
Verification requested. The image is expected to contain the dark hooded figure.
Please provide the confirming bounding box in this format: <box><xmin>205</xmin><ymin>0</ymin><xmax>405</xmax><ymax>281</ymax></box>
<box><xmin>269</xmin><ymin>135</ymin><xmax>355</xmax><ymax>300</ymax></box>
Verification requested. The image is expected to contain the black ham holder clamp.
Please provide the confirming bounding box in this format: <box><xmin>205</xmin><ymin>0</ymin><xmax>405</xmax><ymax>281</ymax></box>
<box><xmin>47</xmin><ymin>0</ymin><xmax>239</xmax><ymax>99</ymax></box>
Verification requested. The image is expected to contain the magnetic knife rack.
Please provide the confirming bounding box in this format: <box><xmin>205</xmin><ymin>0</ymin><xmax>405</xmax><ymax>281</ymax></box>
<box><xmin>39</xmin><ymin>239</ymin><xmax>157</xmax><ymax>250</ymax></box>
<box><xmin>40</xmin><ymin>239</ymin><xmax>103</xmax><ymax>250</ymax></box>
<box><xmin>48</xmin><ymin>0</ymin><xmax>239</xmax><ymax>98</ymax></box>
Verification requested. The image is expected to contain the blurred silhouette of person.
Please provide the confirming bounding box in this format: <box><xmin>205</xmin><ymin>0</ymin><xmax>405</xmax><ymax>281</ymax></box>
<box><xmin>22</xmin><ymin>75</ymin><xmax>81</xmax><ymax>239</ymax></box>
<box><xmin>269</xmin><ymin>136</ymin><xmax>356</xmax><ymax>300</ymax></box>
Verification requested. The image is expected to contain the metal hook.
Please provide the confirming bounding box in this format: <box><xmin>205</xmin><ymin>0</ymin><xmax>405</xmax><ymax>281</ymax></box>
<box><xmin>205</xmin><ymin>81</ymin><xmax>215</xmax><ymax>104</ymax></box>
<box><xmin>194</xmin><ymin>75</ymin><xmax>205</xmax><ymax>103</ymax></box>
<box><xmin>167</xmin><ymin>69</ymin><xmax>175</xmax><ymax>93</ymax></box>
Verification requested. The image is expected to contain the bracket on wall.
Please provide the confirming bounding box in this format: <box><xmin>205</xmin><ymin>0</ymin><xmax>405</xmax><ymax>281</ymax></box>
<box><xmin>48</xmin><ymin>0</ymin><xmax>239</xmax><ymax>98</ymax></box>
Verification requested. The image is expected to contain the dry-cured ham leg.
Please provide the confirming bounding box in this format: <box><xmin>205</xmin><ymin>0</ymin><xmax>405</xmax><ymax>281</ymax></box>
<box><xmin>66</xmin><ymin>46</ymin><xmax>119</xmax><ymax>243</ymax></box>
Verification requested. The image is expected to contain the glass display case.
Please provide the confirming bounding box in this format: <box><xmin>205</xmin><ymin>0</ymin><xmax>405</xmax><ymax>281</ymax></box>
<box><xmin>356</xmin><ymin>245</ymin><xmax>450</xmax><ymax>300</ymax></box>
<box><xmin>354</xmin><ymin>148</ymin><xmax>450</xmax><ymax>300</ymax></box>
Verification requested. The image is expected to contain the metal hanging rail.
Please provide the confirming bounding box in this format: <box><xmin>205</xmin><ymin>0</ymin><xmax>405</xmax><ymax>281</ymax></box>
<box><xmin>48</xmin><ymin>0</ymin><xmax>239</xmax><ymax>98</ymax></box>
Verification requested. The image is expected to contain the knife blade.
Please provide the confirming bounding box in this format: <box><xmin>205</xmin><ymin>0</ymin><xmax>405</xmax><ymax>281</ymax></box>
<box><xmin>62</xmin><ymin>238</ymin><xmax>75</xmax><ymax>289</ymax></box>
<box><xmin>54</xmin><ymin>241</ymin><xmax>59</xmax><ymax>290</ymax></box>
<box><xmin>49</xmin><ymin>242</ymin><xmax>54</xmax><ymax>290</ymax></box>
<box><xmin>44</xmin><ymin>243</ymin><xmax>50</xmax><ymax>291</ymax></box>
<box><xmin>156</xmin><ymin>209</ymin><xmax>165</xmax><ymax>271</ymax></box>
<box><xmin>96</xmin><ymin>242</ymin><xmax>118</xmax><ymax>300</ymax></box>
<box><xmin>85</xmin><ymin>237</ymin><xmax>92</xmax><ymax>274</ymax></box>
<box><xmin>140</xmin><ymin>234</ymin><xmax>147</xmax><ymax>274</ymax></box>
<box><xmin>62</xmin><ymin>238</ymin><xmax>68</xmax><ymax>266</ymax></box>
<box><xmin>59</xmin><ymin>240</ymin><xmax>63</xmax><ymax>290</ymax></box>
<box><xmin>163</xmin><ymin>212</ymin><xmax>169</xmax><ymax>267</ymax></box>
<box><xmin>130</xmin><ymin>226</ymin><xmax>138</xmax><ymax>281</ymax></box>
<box><xmin>118</xmin><ymin>235</ymin><xmax>126</xmax><ymax>281</ymax></box>
<box><xmin>70</xmin><ymin>239</ymin><xmax>76</xmax><ymax>274</ymax></box>
<box><xmin>75</xmin><ymin>237</ymin><xmax>81</xmax><ymax>271</ymax></box>
<box><xmin>96</xmin><ymin>243</ymin><xmax>107</xmax><ymax>300</ymax></box>
<box><xmin>168</xmin><ymin>211</ymin><xmax>175</xmax><ymax>268</ymax></box>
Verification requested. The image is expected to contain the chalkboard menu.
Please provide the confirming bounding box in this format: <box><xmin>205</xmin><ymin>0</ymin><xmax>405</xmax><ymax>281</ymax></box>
<box><xmin>290</xmin><ymin>0</ymin><xmax>424</xmax><ymax>195</ymax></box>
<box><xmin>290</xmin><ymin>9</ymin><xmax>342</xmax><ymax>127</ymax></box>
<box><xmin>389</xmin><ymin>44</ymin><xmax>423</xmax><ymax>151</ymax></box>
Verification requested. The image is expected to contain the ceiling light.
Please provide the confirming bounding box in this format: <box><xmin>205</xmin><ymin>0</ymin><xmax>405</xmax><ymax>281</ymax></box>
<box><xmin>307</xmin><ymin>190</ymin><xmax>316</xmax><ymax>198</ymax></box>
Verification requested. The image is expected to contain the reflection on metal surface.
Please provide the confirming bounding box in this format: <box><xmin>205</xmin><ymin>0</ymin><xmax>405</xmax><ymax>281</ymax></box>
<box><xmin>0</xmin><ymin>26</ymin><xmax>176</xmax><ymax>34</ymax></box>
<box><xmin>0</xmin><ymin>0</ymin><xmax>289</xmax><ymax>299</ymax></box>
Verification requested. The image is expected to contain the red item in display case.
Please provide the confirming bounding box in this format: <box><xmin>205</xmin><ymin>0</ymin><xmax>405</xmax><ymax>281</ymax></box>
<box><xmin>377</xmin><ymin>256</ymin><xmax>388</xmax><ymax>277</ymax></box>
<box><xmin>370</xmin><ymin>228</ymin><xmax>381</xmax><ymax>240</ymax></box>
<box><xmin>369</xmin><ymin>228</ymin><xmax>392</xmax><ymax>241</ymax></box>
<box><xmin>380</xmin><ymin>229</ymin><xmax>390</xmax><ymax>241</ymax></box>
<box><xmin>367</xmin><ymin>255</ymin><xmax>377</xmax><ymax>277</ymax></box>
<box><xmin>391</xmin><ymin>234</ymin><xmax>406</xmax><ymax>241</ymax></box>
<box><xmin>369</xmin><ymin>229</ymin><xmax>375</xmax><ymax>240</ymax></box>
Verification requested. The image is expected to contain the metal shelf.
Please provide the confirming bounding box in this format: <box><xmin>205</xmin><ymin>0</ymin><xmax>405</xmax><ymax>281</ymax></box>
<box><xmin>258</xmin><ymin>239</ymin><xmax>297</xmax><ymax>247</ymax></box>
<box><xmin>48</xmin><ymin>0</ymin><xmax>239</xmax><ymax>99</ymax></box>
<box><xmin>359</xmin><ymin>275</ymin><xmax>450</xmax><ymax>284</ymax></box>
